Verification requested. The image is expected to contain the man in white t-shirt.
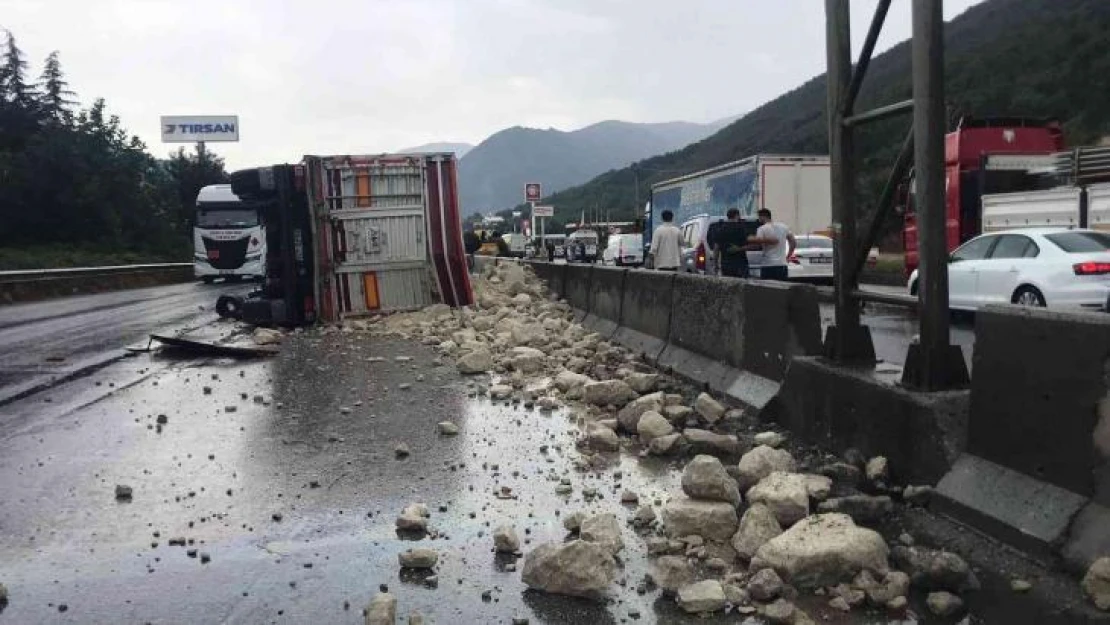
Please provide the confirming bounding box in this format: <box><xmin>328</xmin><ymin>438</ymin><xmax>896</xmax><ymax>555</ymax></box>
<box><xmin>649</xmin><ymin>210</ymin><xmax>683</xmax><ymax>271</ymax></box>
<box><xmin>748</xmin><ymin>208</ymin><xmax>796</xmax><ymax>280</ymax></box>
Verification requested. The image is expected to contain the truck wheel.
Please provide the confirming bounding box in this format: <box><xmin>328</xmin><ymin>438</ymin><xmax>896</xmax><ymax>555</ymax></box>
<box><xmin>216</xmin><ymin>295</ymin><xmax>244</xmax><ymax>319</ymax></box>
<box><xmin>1012</xmin><ymin>286</ymin><xmax>1046</xmax><ymax>307</ymax></box>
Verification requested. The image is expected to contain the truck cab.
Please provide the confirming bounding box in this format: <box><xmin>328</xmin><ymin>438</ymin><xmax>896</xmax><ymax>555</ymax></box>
<box><xmin>902</xmin><ymin>117</ymin><xmax>1065</xmax><ymax>275</ymax></box>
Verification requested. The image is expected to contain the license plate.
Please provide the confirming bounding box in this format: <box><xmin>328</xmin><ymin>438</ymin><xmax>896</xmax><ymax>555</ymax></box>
<box><xmin>810</xmin><ymin>256</ymin><xmax>832</xmax><ymax>264</ymax></box>
<box><xmin>207</xmin><ymin>250</ymin><xmax>220</xmax><ymax>260</ymax></box>
<box><xmin>586</xmin><ymin>246</ymin><xmax>596</xmax><ymax>255</ymax></box>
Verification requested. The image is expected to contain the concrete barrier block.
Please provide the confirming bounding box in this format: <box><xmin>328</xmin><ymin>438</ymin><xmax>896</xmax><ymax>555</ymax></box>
<box><xmin>563</xmin><ymin>264</ymin><xmax>593</xmax><ymax>321</ymax></box>
<box><xmin>611</xmin><ymin>269</ymin><xmax>674</xmax><ymax>361</ymax></box>
<box><xmin>664</xmin><ymin>273</ymin><xmax>745</xmax><ymax>368</ymax></box>
<box><xmin>768</xmin><ymin>356</ymin><xmax>969</xmax><ymax>485</ymax></box>
<box><xmin>933</xmin><ymin>454</ymin><xmax>1089</xmax><ymax>563</ymax></box>
<box><xmin>970</xmin><ymin>306</ymin><xmax>1110</xmax><ymax>498</ymax></box>
<box><xmin>740</xmin><ymin>282</ymin><xmax>822</xmax><ymax>381</ymax></box>
<box><xmin>581</xmin><ymin>266</ymin><xmax>626</xmax><ymax>339</ymax></box>
<box><xmin>546</xmin><ymin>262</ymin><xmax>568</xmax><ymax>300</ymax></box>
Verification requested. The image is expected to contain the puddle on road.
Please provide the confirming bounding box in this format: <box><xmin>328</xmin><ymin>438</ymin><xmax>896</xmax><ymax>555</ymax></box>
<box><xmin>0</xmin><ymin>331</ymin><xmax>988</xmax><ymax>624</ymax></box>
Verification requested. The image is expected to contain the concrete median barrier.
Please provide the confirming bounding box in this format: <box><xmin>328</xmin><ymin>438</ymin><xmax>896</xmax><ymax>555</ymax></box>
<box><xmin>563</xmin><ymin>264</ymin><xmax>593</xmax><ymax>321</ymax></box>
<box><xmin>657</xmin><ymin>273</ymin><xmax>746</xmax><ymax>393</ymax></box>
<box><xmin>612</xmin><ymin>269</ymin><xmax>674</xmax><ymax>361</ymax></box>
<box><xmin>932</xmin><ymin>305</ymin><xmax>1110</xmax><ymax>567</ymax></box>
<box><xmin>529</xmin><ymin>265</ymin><xmax>823</xmax><ymax>409</ymax></box>
<box><xmin>581</xmin><ymin>266</ymin><xmax>626</xmax><ymax>338</ymax></box>
<box><xmin>769</xmin><ymin>357</ymin><xmax>970</xmax><ymax>485</ymax></box>
<box><xmin>1</xmin><ymin>264</ymin><xmax>193</xmax><ymax>304</ymax></box>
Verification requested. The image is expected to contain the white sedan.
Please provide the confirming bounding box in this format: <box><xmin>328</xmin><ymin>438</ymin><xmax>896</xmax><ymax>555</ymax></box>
<box><xmin>907</xmin><ymin>227</ymin><xmax>1110</xmax><ymax>311</ymax></box>
<box><xmin>786</xmin><ymin>234</ymin><xmax>878</xmax><ymax>281</ymax></box>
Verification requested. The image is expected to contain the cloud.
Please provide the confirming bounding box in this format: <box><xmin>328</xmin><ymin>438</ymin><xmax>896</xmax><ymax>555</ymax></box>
<box><xmin>0</xmin><ymin>0</ymin><xmax>982</xmax><ymax>170</ymax></box>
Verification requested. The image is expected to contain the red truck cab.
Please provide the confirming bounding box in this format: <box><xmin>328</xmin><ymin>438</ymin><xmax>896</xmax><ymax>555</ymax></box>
<box><xmin>902</xmin><ymin>117</ymin><xmax>1064</xmax><ymax>275</ymax></box>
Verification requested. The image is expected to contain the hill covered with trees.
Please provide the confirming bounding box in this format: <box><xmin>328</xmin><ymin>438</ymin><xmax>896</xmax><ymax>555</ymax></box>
<box><xmin>537</xmin><ymin>0</ymin><xmax>1110</xmax><ymax>233</ymax></box>
<box><xmin>0</xmin><ymin>32</ymin><xmax>226</xmax><ymax>269</ymax></box>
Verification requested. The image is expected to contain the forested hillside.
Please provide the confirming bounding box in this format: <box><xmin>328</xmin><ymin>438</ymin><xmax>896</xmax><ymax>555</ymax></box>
<box><xmin>458</xmin><ymin>118</ymin><xmax>731</xmax><ymax>213</ymax></box>
<box><xmin>0</xmin><ymin>32</ymin><xmax>226</xmax><ymax>268</ymax></box>
<box><xmin>540</xmin><ymin>0</ymin><xmax>1110</xmax><ymax>231</ymax></box>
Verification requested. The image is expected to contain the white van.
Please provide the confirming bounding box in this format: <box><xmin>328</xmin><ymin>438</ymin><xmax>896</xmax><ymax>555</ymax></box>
<box><xmin>602</xmin><ymin>233</ymin><xmax>644</xmax><ymax>267</ymax></box>
<box><xmin>566</xmin><ymin>230</ymin><xmax>599</xmax><ymax>263</ymax></box>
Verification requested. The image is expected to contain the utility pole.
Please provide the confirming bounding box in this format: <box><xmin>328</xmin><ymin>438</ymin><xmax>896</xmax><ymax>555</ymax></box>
<box><xmin>197</xmin><ymin>141</ymin><xmax>207</xmax><ymax>170</ymax></box>
<box><xmin>904</xmin><ymin>0</ymin><xmax>968</xmax><ymax>389</ymax></box>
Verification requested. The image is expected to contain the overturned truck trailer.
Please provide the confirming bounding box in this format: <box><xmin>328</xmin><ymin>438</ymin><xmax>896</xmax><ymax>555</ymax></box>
<box><xmin>227</xmin><ymin>153</ymin><xmax>473</xmax><ymax>326</ymax></box>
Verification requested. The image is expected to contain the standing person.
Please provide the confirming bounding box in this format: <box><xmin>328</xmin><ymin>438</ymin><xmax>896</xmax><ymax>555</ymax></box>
<box><xmin>705</xmin><ymin>218</ymin><xmax>725</xmax><ymax>276</ymax></box>
<box><xmin>716</xmin><ymin>208</ymin><xmax>751</xmax><ymax>279</ymax></box>
<box><xmin>649</xmin><ymin>210</ymin><xmax>683</xmax><ymax>271</ymax></box>
<box><xmin>747</xmin><ymin>208</ymin><xmax>796</xmax><ymax>281</ymax></box>
<box><xmin>463</xmin><ymin>229</ymin><xmax>480</xmax><ymax>273</ymax></box>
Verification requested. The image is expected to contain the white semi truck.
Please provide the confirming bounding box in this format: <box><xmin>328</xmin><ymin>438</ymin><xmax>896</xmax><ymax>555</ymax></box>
<box><xmin>193</xmin><ymin>184</ymin><xmax>266</xmax><ymax>283</ymax></box>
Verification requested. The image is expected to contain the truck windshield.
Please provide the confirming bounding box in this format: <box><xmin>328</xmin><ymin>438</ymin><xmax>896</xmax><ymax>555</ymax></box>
<box><xmin>1045</xmin><ymin>231</ymin><xmax>1110</xmax><ymax>253</ymax></box>
<box><xmin>197</xmin><ymin>207</ymin><xmax>259</xmax><ymax>228</ymax></box>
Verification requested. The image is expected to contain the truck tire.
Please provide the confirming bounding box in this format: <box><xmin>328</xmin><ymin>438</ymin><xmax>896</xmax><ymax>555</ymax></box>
<box><xmin>216</xmin><ymin>295</ymin><xmax>244</xmax><ymax>319</ymax></box>
<box><xmin>1012</xmin><ymin>285</ymin><xmax>1046</xmax><ymax>307</ymax></box>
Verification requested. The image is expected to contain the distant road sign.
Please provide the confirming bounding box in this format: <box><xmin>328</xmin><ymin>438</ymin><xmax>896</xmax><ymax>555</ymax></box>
<box><xmin>524</xmin><ymin>183</ymin><xmax>541</xmax><ymax>202</ymax></box>
<box><xmin>161</xmin><ymin>115</ymin><xmax>239</xmax><ymax>143</ymax></box>
<box><xmin>532</xmin><ymin>205</ymin><xmax>554</xmax><ymax>217</ymax></box>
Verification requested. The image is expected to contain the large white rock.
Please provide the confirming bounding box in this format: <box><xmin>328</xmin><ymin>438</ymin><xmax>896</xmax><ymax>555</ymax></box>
<box><xmin>683</xmin><ymin>429</ymin><xmax>743</xmax><ymax>456</ymax></box>
<box><xmin>731</xmin><ymin>503</ymin><xmax>783</xmax><ymax>561</ymax></box>
<box><xmin>662</xmin><ymin>405</ymin><xmax>694</xmax><ymax>423</ymax></box>
<box><xmin>365</xmin><ymin>592</ymin><xmax>397</xmax><ymax>625</ymax></box>
<box><xmin>616</xmin><ymin>391</ymin><xmax>665</xmax><ymax>432</ymax></box>
<box><xmin>554</xmin><ymin>370</ymin><xmax>591</xmax><ymax>392</ymax></box>
<box><xmin>1084</xmin><ymin>557</ymin><xmax>1110</xmax><ymax>611</ymax></box>
<box><xmin>676</xmin><ymin>580</ymin><xmax>727</xmax><ymax>614</ymax></box>
<box><xmin>694</xmin><ymin>393</ymin><xmax>726</xmax><ymax>424</ymax></box>
<box><xmin>579</xmin><ymin>513</ymin><xmax>623</xmax><ymax>555</ymax></box>
<box><xmin>751</xmin><ymin>513</ymin><xmax>890</xmax><ymax>588</ymax></box>
<box><xmin>398</xmin><ymin>548</ymin><xmax>438</xmax><ymax>569</ymax></box>
<box><xmin>456</xmin><ymin>349</ymin><xmax>494</xmax><ymax>374</ymax></box>
<box><xmin>649</xmin><ymin>433</ymin><xmax>687</xmax><ymax>456</ymax></box>
<box><xmin>681</xmin><ymin>454</ymin><xmax>741</xmax><ymax>506</ymax></box>
<box><xmin>511</xmin><ymin>322</ymin><xmax>547</xmax><ymax>347</ymax></box>
<box><xmin>396</xmin><ymin>503</ymin><xmax>429</xmax><ymax>532</ymax></box>
<box><xmin>508</xmin><ymin>346</ymin><xmax>547</xmax><ymax>373</ymax></box>
<box><xmin>661</xmin><ymin>496</ymin><xmax>739</xmax><ymax>541</ymax></box>
<box><xmin>746</xmin><ymin>472</ymin><xmax>810</xmax><ymax>527</ymax></box>
<box><xmin>494</xmin><ymin>525</ymin><xmax>521</xmax><ymax>554</ymax></box>
<box><xmin>521</xmin><ymin>540</ymin><xmax>617</xmax><ymax>598</ymax></box>
<box><xmin>583</xmin><ymin>379</ymin><xmax>637</xmax><ymax>407</ymax></box>
<box><xmin>625</xmin><ymin>372</ymin><xmax>660</xmax><ymax>394</ymax></box>
<box><xmin>649</xmin><ymin>555</ymin><xmax>694</xmax><ymax>595</ymax></box>
<box><xmin>637</xmin><ymin>410</ymin><xmax>674</xmax><ymax>442</ymax></box>
<box><xmin>583</xmin><ymin>422</ymin><xmax>620</xmax><ymax>451</ymax></box>
<box><xmin>737</xmin><ymin>446</ymin><xmax>798</xmax><ymax>492</ymax></box>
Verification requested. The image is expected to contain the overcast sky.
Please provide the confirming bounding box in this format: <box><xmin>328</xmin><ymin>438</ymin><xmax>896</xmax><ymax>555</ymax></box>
<box><xmin>3</xmin><ymin>0</ymin><xmax>981</xmax><ymax>170</ymax></box>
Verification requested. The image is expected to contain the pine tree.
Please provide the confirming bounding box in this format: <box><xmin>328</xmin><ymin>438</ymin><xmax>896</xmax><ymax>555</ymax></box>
<box><xmin>37</xmin><ymin>51</ymin><xmax>75</xmax><ymax>122</ymax></box>
<box><xmin>0</xmin><ymin>30</ymin><xmax>35</xmax><ymax>106</ymax></box>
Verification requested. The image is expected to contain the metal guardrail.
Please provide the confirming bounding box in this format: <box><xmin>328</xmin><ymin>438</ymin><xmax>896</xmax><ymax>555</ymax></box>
<box><xmin>0</xmin><ymin>263</ymin><xmax>192</xmax><ymax>284</ymax></box>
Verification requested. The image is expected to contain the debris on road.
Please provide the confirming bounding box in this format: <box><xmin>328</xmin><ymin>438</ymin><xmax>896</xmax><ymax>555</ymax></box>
<box><xmin>521</xmin><ymin>540</ymin><xmax>617</xmax><ymax>598</ymax></box>
<box><xmin>365</xmin><ymin>591</ymin><xmax>397</xmax><ymax>625</ymax></box>
<box><xmin>114</xmin><ymin>484</ymin><xmax>132</xmax><ymax>500</ymax></box>
<box><xmin>1084</xmin><ymin>557</ymin><xmax>1110</xmax><ymax>610</ymax></box>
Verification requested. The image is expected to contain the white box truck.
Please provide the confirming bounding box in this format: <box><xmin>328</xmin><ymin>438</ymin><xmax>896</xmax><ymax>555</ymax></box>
<box><xmin>645</xmin><ymin>154</ymin><xmax>831</xmax><ymax>273</ymax></box>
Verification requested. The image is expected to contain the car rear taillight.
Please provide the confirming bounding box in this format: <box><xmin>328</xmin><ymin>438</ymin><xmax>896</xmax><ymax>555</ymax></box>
<box><xmin>788</xmin><ymin>254</ymin><xmax>801</xmax><ymax>265</ymax></box>
<box><xmin>696</xmin><ymin>243</ymin><xmax>706</xmax><ymax>271</ymax></box>
<box><xmin>1073</xmin><ymin>261</ymin><xmax>1110</xmax><ymax>276</ymax></box>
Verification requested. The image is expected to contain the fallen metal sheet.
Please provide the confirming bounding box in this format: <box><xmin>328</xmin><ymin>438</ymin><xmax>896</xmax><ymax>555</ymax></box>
<box><xmin>148</xmin><ymin>334</ymin><xmax>279</xmax><ymax>358</ymax></box>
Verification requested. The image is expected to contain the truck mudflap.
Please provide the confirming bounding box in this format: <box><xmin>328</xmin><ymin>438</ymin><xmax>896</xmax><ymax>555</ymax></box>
<box><xmin>425</xmin><ymin>156</ymin><xmax>474</xmax><ymax>308</ymax></box>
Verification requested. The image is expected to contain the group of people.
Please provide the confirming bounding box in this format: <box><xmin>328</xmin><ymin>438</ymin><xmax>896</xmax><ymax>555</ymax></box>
<box><xmin>648</xmin><ymin>208</ymin><xmax>795</xmax><ymax>280</ymax></box>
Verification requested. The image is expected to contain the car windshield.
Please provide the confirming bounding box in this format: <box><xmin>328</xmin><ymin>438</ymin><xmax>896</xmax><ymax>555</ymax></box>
<box><xmin>197</xmin><ymin>207</ymin><xmax>259</xmax><ymax>228</ymax></box>
<box><xmin>796</xmin><ymin>238</ymin><xmax>833</xmax><ymax>249</ymax></box>
<box><xmin>1044</xmin><ymin>231</ymin><xmax>1110</xmax><ymax>253</ymax></box>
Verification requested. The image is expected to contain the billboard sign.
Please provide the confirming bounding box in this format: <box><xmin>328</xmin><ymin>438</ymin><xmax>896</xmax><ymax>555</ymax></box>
<box><xmin>524</xmin><ymin>182</ymin><xmax>541</xmax><ymax>202</ymax></box>
<box><xmin>161</xmin><ymin>115</ymin><xmax>240</xmax><ymax>142</ymax></box>
<box><xmin>532</xmin><ymin>205</ymin><xmax>554</xmax><ymax>217</ymax></box>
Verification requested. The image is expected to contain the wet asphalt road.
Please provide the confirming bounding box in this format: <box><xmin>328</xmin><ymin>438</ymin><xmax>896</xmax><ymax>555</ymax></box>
<box><xmin>0</xmin><ymin>318</ymin><xmax>1100</xmax><ymax>623</ymax></box>
<box><xmin>0</xmin><ymin>281</ymin><xmax>251</xmax><ymax>404</ymax></box>
<box><xmin>0</xmin><ymin>330</ymin><xmax>689</xmax><ymax>624</ymax></box>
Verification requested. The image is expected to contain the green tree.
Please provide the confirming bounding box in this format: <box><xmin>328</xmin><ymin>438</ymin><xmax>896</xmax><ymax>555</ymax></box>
<box><xmin>36</xmin><ymin>51</ymin><xmax>75</xmax><ymax>123</ymax></box>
